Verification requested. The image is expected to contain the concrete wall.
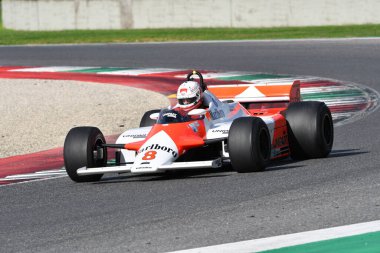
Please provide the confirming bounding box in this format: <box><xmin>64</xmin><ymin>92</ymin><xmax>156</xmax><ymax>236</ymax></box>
<box><xmin>3</xmin><ymin>0</ymin><xmax>380</xmax><ymax>31</ymax></box>
<box><xmin>2</xmin><ymin>0</ymin><xmax>131</xmax><ymax>30</ymax></box>
<box><xmin>131</xmin><ymin>0</ymin><xmax>380</xmax><ymax>28</ymax></box>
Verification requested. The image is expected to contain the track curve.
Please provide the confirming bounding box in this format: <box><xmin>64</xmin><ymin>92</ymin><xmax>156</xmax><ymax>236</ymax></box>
<box><xmin>1</xmin><ymin>39</ymin><xmax>380</xmax><ymax>252</ymax></box>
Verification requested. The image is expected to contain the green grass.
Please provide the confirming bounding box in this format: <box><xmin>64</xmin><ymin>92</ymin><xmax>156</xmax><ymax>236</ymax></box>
<box><xmin>0</xmin><ymin>21</ymin><xmax>380</xmax><ymax>45</ymax></box>
<box><xmin>0</xmin><ymin>2</ymin><xmax>2</xmax><ymax>29</ymax></box>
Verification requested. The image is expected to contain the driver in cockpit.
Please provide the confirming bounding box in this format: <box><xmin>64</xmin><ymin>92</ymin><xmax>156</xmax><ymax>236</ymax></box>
<box><xmin>175</xmin><ymin>80</ymin><xmax>204</xmax><ymax>112</ymax></box>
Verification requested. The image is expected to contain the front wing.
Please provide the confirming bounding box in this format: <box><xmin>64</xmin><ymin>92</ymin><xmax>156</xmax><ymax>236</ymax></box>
<box><xmin>77</xmin><ymin>158</ymin><xmax>222</xmax><ymax>175</ymax></box>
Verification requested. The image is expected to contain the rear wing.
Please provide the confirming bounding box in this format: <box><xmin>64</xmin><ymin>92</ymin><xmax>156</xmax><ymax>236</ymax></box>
<box><xmin>208</xmin><ymin>80</ymin><xmax>300</xmax><ymax>103</ymax></box>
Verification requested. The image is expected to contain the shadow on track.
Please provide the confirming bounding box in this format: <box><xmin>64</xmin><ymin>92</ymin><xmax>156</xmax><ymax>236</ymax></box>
<box><xmin>95</xmin><ymin>166</ymin><xmax>234</xmax><ymax>184</ymax></box>
<box><xmin>328</xmin><ymin>149</ymin><xmax>369</xmax><ymax>158</ymax></box>
<box><xmin>93</xmin><ymin>149</ymin><xmax>367</xmax><ymax>184</ymax></box>
<box><xmin>266</xmin><ymin>163</ymin><xmax>305</xmax><ymax>172</ymax></box>
<box><xmin>266</xmin><ymin>149</ymin><xmax>367</xmax><ymax>171</ymax></box>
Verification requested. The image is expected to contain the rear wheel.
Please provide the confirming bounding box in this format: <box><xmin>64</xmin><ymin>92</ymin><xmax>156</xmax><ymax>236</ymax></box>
<box><xmin>64</xmin><ymin>127</ymin><xmax>107</xmax><ymax>182</ymax></box>
<box><xmin>228</xmin><ymin>117</ymin><xmax>271</xmax><ymax>173</ymax></box>
<box><xmin>286</xmin><ymin>101</ymin><xmax>334</xmax><ymax>160</ymax></box>
<box><xmin>139</xmin><ymin>109</ymin><xmax>160</xmax><ymax>127</ymax></box>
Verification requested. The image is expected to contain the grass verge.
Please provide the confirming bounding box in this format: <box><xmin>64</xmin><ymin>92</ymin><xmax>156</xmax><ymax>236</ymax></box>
<box><xmin>0</xmin><ymin>23</ymin><xmax>380</xmax><ymax>45</ymax></box>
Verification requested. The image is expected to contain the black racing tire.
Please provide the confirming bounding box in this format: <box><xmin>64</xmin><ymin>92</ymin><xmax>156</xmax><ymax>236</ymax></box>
<box><xmin>64</xmin><ymin>127</ymin><xmax>107</xmax><ymax>182</ymax></box>
<box><xmin>139</xmin><ymin>109</ymin><xmax>161</xmax><ymax>127</ymax></box>
<box><xmin>228</xmin><ymin>117</ymin><xmax>271</xmax><ymax>173</ymax></box>
<box><xmin>285</xmin><ymin>101</ymin><xmax>334</xmax><ymax>160</ymax></box>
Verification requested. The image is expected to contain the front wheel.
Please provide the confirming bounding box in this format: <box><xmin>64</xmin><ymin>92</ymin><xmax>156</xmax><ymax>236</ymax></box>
<box><xmin>64</xmin><ymin>127</ymin><xmax>107</xmax><ymax>182</ymax></box>
<box><xmin>228</xmin><ymin>117</ymin><xmax>271</xmax><ymax>173</ymax></box>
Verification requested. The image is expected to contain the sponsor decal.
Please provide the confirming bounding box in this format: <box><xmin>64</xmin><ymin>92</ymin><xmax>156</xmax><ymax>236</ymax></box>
<box><xmin>123</xmin><ymin>134</ymin><xmax>147</xmax><ymax>139</ymax></box>
<box><xmin>210</xmin><ymin>109</ymin><xmax>225</xmax><ymax>120</ymax></box>
<box><xmin>188</xmin><ymin>121</ymin><xmax>200</xmax><ymax>133</ymax></box>
<box><xmin>139</xmin><ymin>144</ymin><xmax>178</xmax><ymax>158</ymax></box>
<box><xmin>180</xmin><ymin>88</ymin><xmax>188</xmax><ymax>94</ymax></box>
<box><xmin>163</xmin><ymin>112</ymin><xmax>177</xmax><ymax>118</ymax></box>
<box><xmin>135</xmin><ymin>166</ymin><xmax>153</xmax><ymax>170</ymax></box>
<box><xmin>273</xmin><ymin>134</ymin><xmax>288</xmax><ymax>148</ymax></box>
<box><xmin>272</xmin><ymin>147</ymin><xmax>290</xmax><ymax>158</ymax></box>
<box><xmin>212</xmin><ymin>129</ymin><xmax>229</xmax><ymax>134</ymax></box>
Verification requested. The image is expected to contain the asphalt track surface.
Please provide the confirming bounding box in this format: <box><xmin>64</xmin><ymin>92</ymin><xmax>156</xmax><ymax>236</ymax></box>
<box><xmin>1</xmin><ymin>39</ymin><xmax>380</xmax><ymax>252</ymax></box>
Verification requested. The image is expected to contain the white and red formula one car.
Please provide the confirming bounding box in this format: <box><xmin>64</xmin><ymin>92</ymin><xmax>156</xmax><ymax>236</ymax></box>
<box><xmin>64</xmin><ymin>71</ymin><xmax>333</xmax><ymax>182</ymax></box>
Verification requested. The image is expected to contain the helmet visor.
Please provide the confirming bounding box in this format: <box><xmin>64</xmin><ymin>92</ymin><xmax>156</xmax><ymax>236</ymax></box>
<box><xmin>178</xmin><ymin>97</ymin><xmax>197</xmax><ymax>106</ymax></box>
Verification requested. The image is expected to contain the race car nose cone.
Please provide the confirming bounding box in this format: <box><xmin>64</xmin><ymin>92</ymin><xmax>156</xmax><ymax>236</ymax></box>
<box><xmin>131</xmin><ymin>131</ymin><xmax>179</xmax><ymax>173</ymax></box>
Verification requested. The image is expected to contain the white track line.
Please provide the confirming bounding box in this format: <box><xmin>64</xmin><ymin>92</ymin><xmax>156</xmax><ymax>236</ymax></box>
<box><xmin>169</xmin><ymin>220</ymin><xmax>380</xmax><ymax>253</ymax></box>
<box><xmin>9</xmin><ymin>66</ymin><xmax>96</xmax><ymax>72</ymax></box>
<box><xmin>0</xmin><ymin>175</ymin><xmax>68</xmax><ymax>188</ymax></box>
<box><xmin>0</xmin><ymin>167</ymin><xmax>68</xmax><ymax>187</ymax></box>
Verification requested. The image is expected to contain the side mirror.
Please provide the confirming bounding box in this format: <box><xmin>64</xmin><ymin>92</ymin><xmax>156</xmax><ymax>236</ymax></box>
<box><xmin>188</xmin><ymin>109</ymin><xmax>207</xmax><ymax>116</ymax></box>
<box><xmin>149</xmin><ymin>112</ymin><xmax>159</xmax><ymax>120</ymax></box>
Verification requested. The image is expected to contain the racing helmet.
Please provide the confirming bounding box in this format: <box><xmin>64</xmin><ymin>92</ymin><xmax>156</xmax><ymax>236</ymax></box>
<box><xmin>177</xmin><ymin>81</ymin><xmax>202</xmax><ymax>110</ymax></box>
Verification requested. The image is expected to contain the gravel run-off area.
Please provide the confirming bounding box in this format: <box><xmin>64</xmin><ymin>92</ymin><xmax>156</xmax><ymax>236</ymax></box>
<box><xmin>0</xmin><ymin>79</ymin><xmax>169</xmax><ymax>158</ymax></box>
